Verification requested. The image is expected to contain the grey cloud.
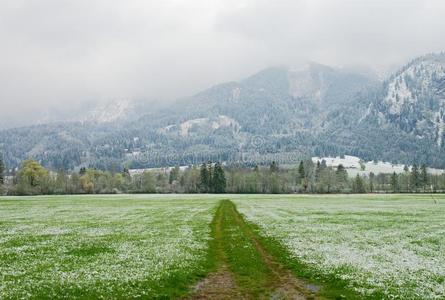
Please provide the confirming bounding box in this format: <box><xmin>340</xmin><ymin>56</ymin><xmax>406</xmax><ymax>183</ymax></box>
<box><xmin>1</xmin><ymin>0</ymin><xmax>444</xmax><ymax>127</ymax></box>
<box><xmin>215</xmin><ymin>0</ymin><xmax>445</xmax><ymax>67</ymax></box>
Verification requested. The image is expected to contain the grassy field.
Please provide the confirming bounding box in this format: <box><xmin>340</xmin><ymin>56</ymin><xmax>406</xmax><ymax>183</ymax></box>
<box><xmin>234</xmin><ymin>194</ymin><xmax>445</xmax><ymax>299</ymax></box>
<box><xmin>0</xmin><ymin>195</ymin><xmax>219</xmax><ymax>299</ymax></box>
<box><xmin>1</xmin><ymin>194</ymin><xmax>445</xmax><ymax>299</ymax></box>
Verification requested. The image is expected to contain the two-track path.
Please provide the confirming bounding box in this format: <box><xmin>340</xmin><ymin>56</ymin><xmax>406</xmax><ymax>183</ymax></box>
<box><xmin>186</xmin><ymin>200</ymin><xmax>324</xmax><ymax>300</ymax></box>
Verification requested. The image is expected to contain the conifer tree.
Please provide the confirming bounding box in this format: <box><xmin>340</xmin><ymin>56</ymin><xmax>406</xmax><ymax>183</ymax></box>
<box><xmin>420</xmin><ymin>164</ymin><xmax>428</xmax><ymax>191</ymax></box>
<box><xmin>169</xmin><ymin>166</ymin><xmax>180</xmax><ymax>184</ymax></box>
<box><xmin>207</xmin><ymin>162</ymin><xmax>213</xmax><ymax>192</ymax></box>
<box><xmin>199</xmin><ymin>162</ymin><xmax>210</xmax><ymax>193</ymax></box>
<box><xmin>336</xmin><ymin>164</ymin><xmax>348</xmax><ymax>183</ymax></box>
<box><xmin>212</xmin><ymin>162</ymin><xmax>226</xmax><ymax>193</ymax></box>
<box><xmin>315</xmin><ymin>161</ymin><xmax>321</xmax><ymax>182</ymax></box>
<box><xmin>410</xmin><ymin>164</ymin><xmax>420</xmax><ymax>192</ymax></box>
<box><xmin>390</xmin><ymin>172</ymin><xmax>399</xmax><ymax>193</ymax></box>
<box><xmin>79</xmin><ymin>167</ymin><xmax>86</xmax><ymax>175</ymax></box>
<box><xmin>298</xmin><ymin>161</ymin><xmax>305</xmax><ymax>182</ymax></box>
<box><xmin>270</xmin><ymin>161</ymin><xmax>279</xmax><ymax>173</ymax></box>
<box><xmin>369</xmin><ymin>172</ymin><xmax>375</xmax><ymax>193</ymax></box>
<box><xmin>0</xmin><ymin>156</ymin><xmax>4</xmax><ymax>186</ymax></box>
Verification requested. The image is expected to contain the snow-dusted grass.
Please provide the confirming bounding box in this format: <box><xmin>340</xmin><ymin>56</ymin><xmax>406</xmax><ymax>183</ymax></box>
<box><xmin>3</xmin><ymin>194</ymin><xmax>445</xmax><ymax>299</ymax></box>
<box><xmin>234</xmin><ymin>194</ymin><xmax>445</xmax><ymax>299</ymax></box>
<box><xmin>0</xmin><ymin>195</ymin><xmax>219</xmax><ymax>299</ymax></box>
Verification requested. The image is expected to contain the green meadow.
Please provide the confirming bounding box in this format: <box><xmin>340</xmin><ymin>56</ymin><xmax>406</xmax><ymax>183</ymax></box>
<box><xmin>1</xmin><ymin>194</ymin><xmax>444</xmax><ymax>299</ymax></box>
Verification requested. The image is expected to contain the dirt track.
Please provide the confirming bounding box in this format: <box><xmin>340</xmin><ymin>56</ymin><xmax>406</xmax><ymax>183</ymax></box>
<box><xmin>186</xmin><ymin>200</ymin><xmax>323</xmax><ymax>300</ymax></box>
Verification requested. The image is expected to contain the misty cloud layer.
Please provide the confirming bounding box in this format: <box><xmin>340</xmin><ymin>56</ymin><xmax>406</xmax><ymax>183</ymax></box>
<box><xmin>1</xmin><ymin>0</ymin><xmax>445</xmax><ymax>127</ymax></box>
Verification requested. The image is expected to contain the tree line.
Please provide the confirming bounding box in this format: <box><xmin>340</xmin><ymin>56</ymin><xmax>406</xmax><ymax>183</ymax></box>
<box><xmin>1</xmin><ymin>157</ymin><xmax>445</xmax><ymax>196</ymax></box>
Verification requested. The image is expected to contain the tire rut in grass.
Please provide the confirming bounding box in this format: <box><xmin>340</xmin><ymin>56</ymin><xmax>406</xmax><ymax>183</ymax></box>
<box><xmin>185</xmin><ymin>199</ymin><xmax>246</xmax><ymax>299</ymax></box>
<box><xmin>187</xmin><ymin>200</ymin><xmax>323</xmax><ymax>300</ymax></box>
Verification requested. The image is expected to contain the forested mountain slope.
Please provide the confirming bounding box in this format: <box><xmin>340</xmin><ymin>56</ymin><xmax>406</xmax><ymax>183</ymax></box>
<box><xmin>1</xmin><ymin>53</ymin><xmax>445</xmax><ymax>171</ymax></box>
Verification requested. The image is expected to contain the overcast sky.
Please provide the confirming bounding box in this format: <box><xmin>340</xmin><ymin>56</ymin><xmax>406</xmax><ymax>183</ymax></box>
<box><xmin>1</xmin><ymin>0</ymin><xmax>445</xmax><ymax>127</ymax></box>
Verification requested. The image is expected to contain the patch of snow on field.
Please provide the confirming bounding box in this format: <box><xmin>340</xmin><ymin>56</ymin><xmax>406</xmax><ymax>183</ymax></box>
<box><xmin>312</xmin><ymin>155</ymin><xmax>361</xmax><ymax>169</ymax></box>
<box><xmin>312</xmin><ymin>155</ymin><xmax>445</xmax><ymax>176</ymax></box>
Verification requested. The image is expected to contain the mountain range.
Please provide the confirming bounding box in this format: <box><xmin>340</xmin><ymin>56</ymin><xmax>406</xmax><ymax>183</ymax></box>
<box><xmin>1</xmin><ymin>53</ymin><xmax>445</xmax><ymax>171</ymax></box>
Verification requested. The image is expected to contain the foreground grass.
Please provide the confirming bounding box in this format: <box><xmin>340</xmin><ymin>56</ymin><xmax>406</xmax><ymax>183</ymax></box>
<box><xmin>197</xmin><ymin>199</ymin><xmax>319</xmax><ymax>299</ymax></box>
<box><xmin>234</xmin><ymin>194</ymin><xmax>445</xmax><ymax>299</ymax></box>
<box><xmin>2</xmin><ymin>194</ymin><xmax>445</xmax><ymax>299</ymax></box>
<box><xmin>219</xmin><ymin>200</ymin><xmax>272</xmax><ymax>297</ymax></box>
<box><xmin>0</xmin><ymin>195</ymin><xmax>219</xmax><ymax>299</ymax></box>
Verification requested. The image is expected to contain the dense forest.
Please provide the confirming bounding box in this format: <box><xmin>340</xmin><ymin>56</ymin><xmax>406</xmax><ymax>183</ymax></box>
<box><xmin>1</xmin><ymin>156</ymin><xmax>444</xmax><ymax>196</ymax></box>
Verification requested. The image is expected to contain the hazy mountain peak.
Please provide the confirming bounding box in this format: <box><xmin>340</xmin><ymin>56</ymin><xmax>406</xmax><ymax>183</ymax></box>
<box><xmin>2</xmin><ymin>53</ymin><xmax>445</xmax><ymax>171</ymax></box>
<box><xmin>81</xmin><ymin>99</ymin><xmax>135</xmax><ymax>124</ymax></box>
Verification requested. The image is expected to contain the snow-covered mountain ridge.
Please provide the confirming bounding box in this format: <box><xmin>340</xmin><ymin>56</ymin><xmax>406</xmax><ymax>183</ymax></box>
<box><xmin>377</xmin><ymin>53</ymin><xmax>445</xmax><ymax>146</ymax></box>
